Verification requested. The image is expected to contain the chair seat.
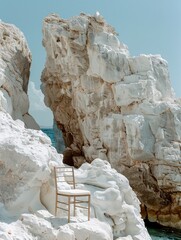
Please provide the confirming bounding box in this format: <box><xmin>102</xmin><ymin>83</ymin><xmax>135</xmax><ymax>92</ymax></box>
<box><xmin>54</xmin><ymin>166</ymin><xmax>91</xmax><ymax>222</ymax></box>
<box><xmin>58</xmin><ymin>189</ymin><xmax>90</xmax><ymax>196</ymax></box>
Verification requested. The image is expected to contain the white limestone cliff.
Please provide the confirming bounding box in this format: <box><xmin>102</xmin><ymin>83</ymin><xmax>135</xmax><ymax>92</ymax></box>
<box><xmin>41</xmin><ymin>13</ymin><xmax>181</xmax><ymax>229</ymax></box>
<box><xmin>0</xmin><ymin>21</ymin><xmax>39</xmax><ymax>129</ymax></box>
<box><xmin>0</xmin><ymin>20</ymin><xmax>151</xmax><ymax>240</ymax></box>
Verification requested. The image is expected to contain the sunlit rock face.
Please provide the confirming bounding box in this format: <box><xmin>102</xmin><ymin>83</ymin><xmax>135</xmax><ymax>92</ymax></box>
<box><xmin>0</xmin><ymin>111</ymin><xmax>151</xmax><ymax>240</ymax></box>
<box><xmin>0</xmin><ymin>21</ymin><xmax>39</xmax><ymax>129</ymax></box>
<box><xmin>0</xmin><ymin>111</ymin><xmax>60</xmax><ymax>218</ymax></box>
<box><xmin>42</xmin><ymin>13</ymin><xmax>181</xmax><ymax>228</ymax></box>
<box><xmin>0</xmin><ymin>19</ymin><xmax>151</xmax><ymax>240</ymax></box>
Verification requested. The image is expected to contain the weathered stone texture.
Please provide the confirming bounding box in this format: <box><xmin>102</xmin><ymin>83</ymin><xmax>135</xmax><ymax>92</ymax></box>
<box><xmin>41</xmin><ymin>13</ymin><xmax>181</xmax><ymax>228</ymax></box>
<box><xmin>0</xmin><ymin>21</ymin><xmax>39</xmax><ymax>129</ymax></box>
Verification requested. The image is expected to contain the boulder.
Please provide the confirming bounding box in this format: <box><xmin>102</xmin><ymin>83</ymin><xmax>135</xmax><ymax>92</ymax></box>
<box><xmin>0</xmin><ymin>111</ymin><xmax>60</xmax><ymax>216</ymax></box>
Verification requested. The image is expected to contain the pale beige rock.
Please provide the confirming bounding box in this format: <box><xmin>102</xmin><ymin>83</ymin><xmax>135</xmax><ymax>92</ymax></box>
<box><xmin>42</xmin><ymin>13</ymin><xmax>181</xmax><ymax>229</ymax></box>
<box><xmin>0</xmin><ymin>21</ymin><xmax>39</xmax><ymax>129</ymax></box>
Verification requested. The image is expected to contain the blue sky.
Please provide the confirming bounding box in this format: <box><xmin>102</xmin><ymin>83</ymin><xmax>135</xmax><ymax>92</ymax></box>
<box><xmin>0</xmin><ymin>0</ymin><xmax>181</xmax><ymax>127</ymax></box>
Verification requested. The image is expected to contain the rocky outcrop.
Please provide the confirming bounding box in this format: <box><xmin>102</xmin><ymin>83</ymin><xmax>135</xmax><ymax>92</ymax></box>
<box><xmin>0</xmin><ymin>20</ymin><xmax>151</xmax><ymax>240</ymax></box>
<box><xmin>41</xmin><ymin>13</ymin><xmax>181</xmax><ymax>228</ymax></box>
<box><xmin>74</xmin><ymin>158</ymin><xmax>151</xmax><ymax>239</ymax></box>
<box><xmin>0</xmin><ymin>21</ymin><xmax>39</xmax><ymax>129</ymax></box>
<box><xmin>0</xmin><ymin>113</ymin><xmax>151</xmax><ymax>240</ymax></box>
<box><xmin>0</xmin><ymin>111</ymin><xmax>60</xmax><ymax>216</ymax></box>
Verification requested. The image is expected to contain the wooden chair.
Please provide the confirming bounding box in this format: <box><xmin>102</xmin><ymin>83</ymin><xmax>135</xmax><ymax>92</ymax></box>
<box><xmin>54</xmin><ymin>166</ymin><xmax>91</xmax><ymax>222</ymax></box>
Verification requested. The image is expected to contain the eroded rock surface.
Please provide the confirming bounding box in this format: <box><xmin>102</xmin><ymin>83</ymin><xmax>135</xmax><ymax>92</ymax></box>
<box><xmin>0</xmin><ymin>19</ymin><xmax>151</xmax><ymax>240</ymax></box>
<box><xmin>42</xmin><ymin>13</ymin><xmax>181</xmax><ymax>228</ymax></box>
<box><xmin>0</xmin><ymin>21</ymin><xmax>39</xmax><ymax>129</ymax></box>
<box><xmin>0</xmin><ymin>111</ymin><xmax>60</xmax><ymax>217</ymax></box>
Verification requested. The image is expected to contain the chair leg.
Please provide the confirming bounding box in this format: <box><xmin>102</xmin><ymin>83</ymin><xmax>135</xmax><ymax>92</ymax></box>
<box><xmin>68</xmin><ymin>196</ymin><xmax>71</xmax><ymax>223</ymax></box>
<box><xmin>55</xmin><ymin>193</ymin><xmax>57</xmax><ymax>216</ymax></box>
<box><xmin>55</xmin><ymin>206</ymin><xmax>57</xmax><ymax>216</ymax></box>
<box><xmin>88</xmin><ymin>195</ymin><xmax>91</xmax><ymax>221</ymax></box>
<box><xmin>74</xmin><ymin>196</ymin><xmax>76</xmax><ymax>216</ymax></box>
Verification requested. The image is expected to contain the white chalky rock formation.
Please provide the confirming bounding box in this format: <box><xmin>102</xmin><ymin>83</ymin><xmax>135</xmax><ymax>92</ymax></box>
<box><xmin>0</xmin><ymin>111</ymin><xmax>151</xmax><ymax>239</ymax></box>
<box><xmin>0</xmin><ymin>21</ymin><xmax>39</xmax><ymax>129</ymax></box>
<box><xmin>0</xmin><ymin>124</ymin><xmax>151</xmax><ymax>240</ymax></box>
<box><xmin>0</xmin><ymin>20</ymin><xmax>150</xmax><ymax>240</ymax></box>
<box><xmin>75</xmin><ymin>158</ymin><xmax>151</xmax><ymax>239</ymax></box>
<box><xmin>41</xmin><ymin>13</ymin><xmax>181</xmax><ymax>228</ymax></box>
<box><xmin>0</xmin><ymin>111</ymin><xmax>60</xmax><ymax>217</ymax></box>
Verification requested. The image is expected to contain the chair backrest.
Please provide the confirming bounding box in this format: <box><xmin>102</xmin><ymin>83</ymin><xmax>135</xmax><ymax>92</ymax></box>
<box><xmin>54</xmin><ymin>166</ymin><xmax>76</xmax><ymax>190</ymax></box>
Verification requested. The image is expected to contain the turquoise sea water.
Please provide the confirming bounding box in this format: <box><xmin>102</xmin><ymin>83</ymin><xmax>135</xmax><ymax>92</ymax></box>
<box><xmin>146</xmin><ymin>221</ymin><xmax>181</xmax><ymax>239</ymax></box>
<box><xmin>41</xmin><ymin>128</ymin><xmax>181</xmax><ymax>240</ymax></box>
<box><xmin>42</xmin><ymin>128</ymin><xmax>56</xmax><ymax>148</ymax></box>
